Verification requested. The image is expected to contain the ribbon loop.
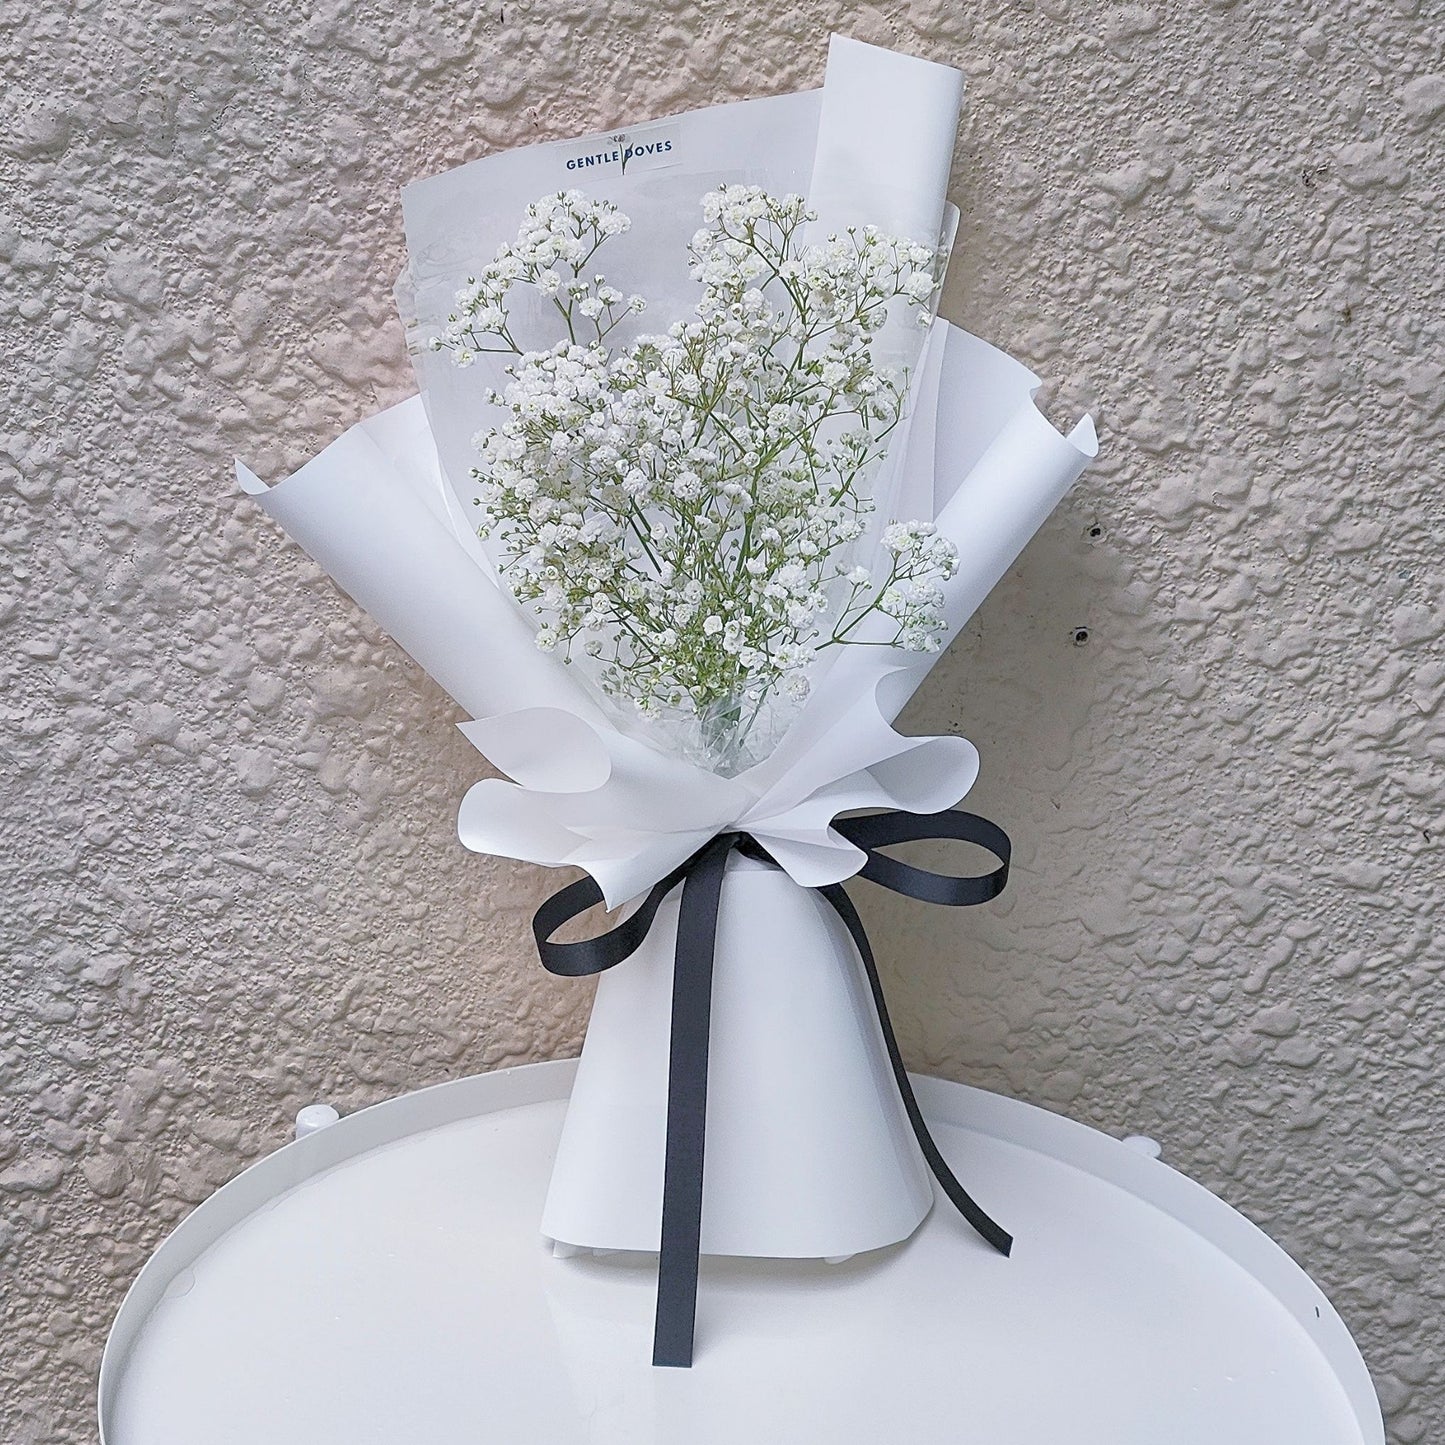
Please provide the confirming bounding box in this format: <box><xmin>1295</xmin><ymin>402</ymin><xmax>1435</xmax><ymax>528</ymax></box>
<box><xmin>835</xmin><ymin>809</ymin><xmax>1010</xmax><ymax>905</ymax></box>
<box><xmin>530</xmin><ymin>809</ymin><xmax>1014</xmax><ymax>1368</ymax></box>
<box><xmin>533</xmin><ymin>859</ymin><xmax>691</xmax><ymax>978</ymax></box>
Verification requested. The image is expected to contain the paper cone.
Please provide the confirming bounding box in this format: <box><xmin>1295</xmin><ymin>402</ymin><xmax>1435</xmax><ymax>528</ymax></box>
<box><xmin>541</xmin><ymin>854</ymin><xmax>934</xmax><ymax>1258</ymax></box>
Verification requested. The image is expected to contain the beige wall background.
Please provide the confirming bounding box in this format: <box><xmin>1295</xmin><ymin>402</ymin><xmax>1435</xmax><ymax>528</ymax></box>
<box><xmin>2</xmin><ymin>1</ymin><xmax>1440</xmax><ymax>1439</ymax></box>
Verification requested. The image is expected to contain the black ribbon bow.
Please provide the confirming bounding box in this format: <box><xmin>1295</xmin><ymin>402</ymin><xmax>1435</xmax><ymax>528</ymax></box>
<box><xmin>533</xmin><ymin>808</ymin><xmax>1014</xmax><ymax>1368</ymax></box>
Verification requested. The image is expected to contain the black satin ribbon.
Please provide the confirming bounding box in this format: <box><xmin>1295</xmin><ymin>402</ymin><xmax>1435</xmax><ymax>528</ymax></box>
<box><xmin>532</xmin><ymin>809</ymin><xmax>1014</xmax><ymax>1368</ymax></box>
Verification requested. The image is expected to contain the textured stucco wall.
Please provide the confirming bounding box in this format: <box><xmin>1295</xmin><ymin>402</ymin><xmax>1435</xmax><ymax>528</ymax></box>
<box><xmin>1</xmin><ymin>2</ymin><xmax>1440</xmax><ymax>1440</ymax></box>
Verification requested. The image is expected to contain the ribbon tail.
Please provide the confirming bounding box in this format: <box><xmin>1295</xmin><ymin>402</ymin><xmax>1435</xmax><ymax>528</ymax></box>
<box><xmin>820</xmin><ymin>882</ymin><xmax>1013</xmax><ymax>1258</ymax></box>
<box><xmin>652</xmin><ymin>834</ymin><xmax>733</xmax><ymax>1367</ymax></box>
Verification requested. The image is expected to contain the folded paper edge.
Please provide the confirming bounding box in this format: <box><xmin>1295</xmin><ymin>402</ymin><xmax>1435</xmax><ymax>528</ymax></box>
<box><xmin>234</xmin><ymin>328</ymin><xmax>1096</xmax><ymax>911</ymax></box>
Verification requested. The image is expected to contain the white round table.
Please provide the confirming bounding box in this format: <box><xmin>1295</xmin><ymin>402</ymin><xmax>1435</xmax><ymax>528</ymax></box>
<box><xmin>99</xmin><ymin>1060</ymin><xmax>1382</xmax><ymax>1444</ymax></box>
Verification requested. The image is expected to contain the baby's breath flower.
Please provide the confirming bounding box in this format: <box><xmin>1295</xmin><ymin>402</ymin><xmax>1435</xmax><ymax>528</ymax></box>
<box><xmin>442</xmin><ymin>183</ymin><xmax>952</xmax><ymax>771</ymax></box>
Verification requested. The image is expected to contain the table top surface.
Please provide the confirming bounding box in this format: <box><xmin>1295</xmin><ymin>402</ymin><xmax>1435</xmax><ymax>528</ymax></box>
<box><xmin>100</xmin><ymin>1060</ymin><xmax>1381</xmax><ymax>1445</ymax></box>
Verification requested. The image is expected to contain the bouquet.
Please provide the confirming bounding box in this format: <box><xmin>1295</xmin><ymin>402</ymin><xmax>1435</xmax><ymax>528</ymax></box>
<box><xmin>238</xmin><ymin>36</ymin><xmax>1097</xmax><ymax>1367</ymax></box>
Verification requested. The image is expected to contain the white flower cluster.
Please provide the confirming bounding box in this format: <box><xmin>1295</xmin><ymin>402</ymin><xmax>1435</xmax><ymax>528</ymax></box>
<box><xmin>444</xmin><ymin>185</ymin><xmax>954</xmax><ymax>770</ymax></box>
<box><xmin>429</xmin><ymin>190</ymin><xmax>645</xmax><ymax>365</ymax></box>
<box><xmin>876</xmin><ymin>521</ymin><xmax>960</xmax><ymax>652</ymax></box>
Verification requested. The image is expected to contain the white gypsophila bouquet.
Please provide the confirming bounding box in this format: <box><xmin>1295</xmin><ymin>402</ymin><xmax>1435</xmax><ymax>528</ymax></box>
<box><xmin>428</xmin><ymin>185</ymin><xmax>958</xmax><ymax>773</ymax></box>
<box><xmin>238</xmin><ymin>39</ymin><xmax>1099</xmax><ymax>1362</ymax></box>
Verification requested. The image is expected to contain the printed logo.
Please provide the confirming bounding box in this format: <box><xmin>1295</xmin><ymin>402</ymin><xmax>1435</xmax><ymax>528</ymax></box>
<box><xmin>558</xmin><ymin>121</ymin><xmax>680</xmax><ymax>176</ymax></box>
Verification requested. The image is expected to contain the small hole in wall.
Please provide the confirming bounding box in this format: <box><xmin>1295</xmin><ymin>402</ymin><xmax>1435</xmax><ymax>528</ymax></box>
<box><xmin>1087</xmin><ymin>525</ymin><xmax>1103</xmax><ymax>539</ymax></box>
<box><xmin>1072</xmin><ymin>627</ymin><xmax>1090</xmax><ymax>646</ymax></box>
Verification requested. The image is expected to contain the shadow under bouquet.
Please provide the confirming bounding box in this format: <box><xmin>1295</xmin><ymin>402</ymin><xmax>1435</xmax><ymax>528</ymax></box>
<box><xmin>239</xmin><ymin>35</ymin><xmax>1097</xmax><ymax>1367</ymax></box>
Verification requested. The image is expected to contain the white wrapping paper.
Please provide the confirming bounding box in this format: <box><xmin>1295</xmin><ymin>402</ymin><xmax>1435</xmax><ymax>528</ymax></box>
<box><xmin>240</xmin><ymin>317</ymin><xmax>1095</xmax><ymax>906</ymax></box>
<box><xmin>807</xmin><ymin>35</ymin><xmax>963</xmax><ymax>245</ymax></box>
<box><xmin>238</xmin><ymin>36</ymin><xmax>1098</xmax><ymax>908</ymax></box>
